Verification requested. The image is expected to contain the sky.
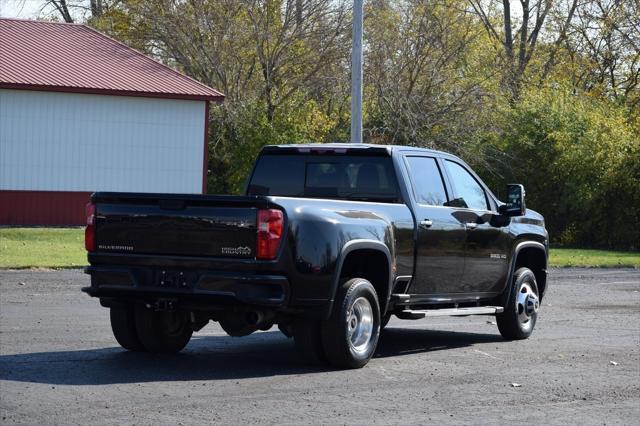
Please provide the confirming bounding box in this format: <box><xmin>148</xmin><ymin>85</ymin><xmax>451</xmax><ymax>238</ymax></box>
<box><xmin>1</xmin><ymin>0</ymin><xmax>57</xmax><ymax>19</ymax></box>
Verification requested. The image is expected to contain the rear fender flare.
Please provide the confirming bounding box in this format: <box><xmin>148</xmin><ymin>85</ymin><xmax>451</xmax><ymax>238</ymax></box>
<box><xmin>326</xmin><ymin>240</ymin><xmax>393</xmax><ymax>319</ymax></box>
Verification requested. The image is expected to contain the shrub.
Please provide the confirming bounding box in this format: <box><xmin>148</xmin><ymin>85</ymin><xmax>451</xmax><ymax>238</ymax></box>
<box><xmin>481</xmin><ymin>86</ymin><xmax>639</xmax><ymax>249</ymax></box>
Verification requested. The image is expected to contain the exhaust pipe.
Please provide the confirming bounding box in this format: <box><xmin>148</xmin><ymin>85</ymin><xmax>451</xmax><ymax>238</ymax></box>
<box><xmin>220</xmin><ymin>310</ymin><xmax>275</xmax><ymax>337</ymax></box>
<box><xmin>245</xmin><ymin>310</ymin><xmax>265</xmax><ymax>326</ymax></box>
<box><xmin>246</xmin><ymin>310</ymin><xmax>275</xmax><ymax>330</ymax></box>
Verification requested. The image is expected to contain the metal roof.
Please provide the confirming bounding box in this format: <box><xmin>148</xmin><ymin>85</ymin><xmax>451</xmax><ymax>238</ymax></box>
<box><xmin>0</xmin><ymin>18</ymin><xmax>224</xmax><ymax>101</ymax></box>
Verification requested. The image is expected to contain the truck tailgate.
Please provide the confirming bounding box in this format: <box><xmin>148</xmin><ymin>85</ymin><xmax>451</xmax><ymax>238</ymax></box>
<box><xmin>92</xmin><ymin>193</ymin><xmax>271</xmax><ymax>259</ymax></box>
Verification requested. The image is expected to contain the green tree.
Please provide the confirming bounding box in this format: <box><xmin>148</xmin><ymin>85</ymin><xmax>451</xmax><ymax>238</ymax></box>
<box><xmin>482</xmin><ymin>85</ymin><xmax>640</xmax><ymax>249</ymax></box>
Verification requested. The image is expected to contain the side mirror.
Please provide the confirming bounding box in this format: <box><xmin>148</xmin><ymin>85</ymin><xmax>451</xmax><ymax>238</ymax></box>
<box><xmin>498</xmin><ymin>184</ymin><xmax>526</xmax><ymax>217</ymax></box>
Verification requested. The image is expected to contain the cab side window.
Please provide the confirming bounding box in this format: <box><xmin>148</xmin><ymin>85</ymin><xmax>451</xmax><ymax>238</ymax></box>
<box><xmin>405</xmin><ymin>156</ymin><xmax>448</xmax><ymax>206</ymax></box>
<box><xmin>444</xmin><ymin>160</ymin><xmax>488</xmax><ymax>211</ymax></box>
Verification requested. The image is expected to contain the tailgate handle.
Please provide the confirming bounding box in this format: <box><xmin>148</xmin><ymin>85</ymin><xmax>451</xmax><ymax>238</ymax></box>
<box><xmin>159</xmin><ymin>199</ymin><xmax>186</xmax><ymax>210</ymax></box>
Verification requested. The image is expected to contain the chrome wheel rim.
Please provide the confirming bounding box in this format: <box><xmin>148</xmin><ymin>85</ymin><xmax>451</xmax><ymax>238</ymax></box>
<box><xmin>516</xmin><ymin>282</ymin><xmax>539</xmax><ymax>331</ymax></box>
<box><xmin>347</xmin><ymin>297</ymin><xmax>374</xmax><ymax>354</ymax></box>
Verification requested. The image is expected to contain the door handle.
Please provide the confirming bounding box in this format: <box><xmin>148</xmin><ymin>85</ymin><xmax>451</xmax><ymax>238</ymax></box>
<box><xmin>420</xmin><ymin>219</ymin><xmax>433</xmax><ymax>228</ymax></box>
<box><xmin>465</xmin><ymin>222</ymin><xmax>478</xmax><ymax>230</ymax></box>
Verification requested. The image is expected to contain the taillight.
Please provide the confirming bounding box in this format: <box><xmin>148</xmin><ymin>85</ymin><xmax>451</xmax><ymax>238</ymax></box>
<box><xmin>256</xmin><ymin>209</ymin><xmax>283</xmax><ymax>260</ymax></box>
<box><xmin>85</xmin><ymin>202</ymin><xmax>96</xmax><ymax>252</ymax></box>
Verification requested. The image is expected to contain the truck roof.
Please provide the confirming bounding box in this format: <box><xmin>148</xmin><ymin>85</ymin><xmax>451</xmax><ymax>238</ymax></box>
<box><xmin>262</xmin><ymin>143</ymin><xmax>450</xmax><ymax>157</ymax></box>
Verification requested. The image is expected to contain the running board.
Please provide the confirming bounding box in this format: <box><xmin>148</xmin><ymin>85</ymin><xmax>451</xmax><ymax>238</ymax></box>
<box><xmin>396</xmin><ymin>306</ymin><xmax>504</xmax><ymax>320</ymax></box>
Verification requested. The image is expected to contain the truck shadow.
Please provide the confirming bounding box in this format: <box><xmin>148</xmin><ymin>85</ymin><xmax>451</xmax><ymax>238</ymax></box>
<box><xmin>0</xmin><ymin>327</ymin><xmax>504</xmax><ymax>385</ymax></box>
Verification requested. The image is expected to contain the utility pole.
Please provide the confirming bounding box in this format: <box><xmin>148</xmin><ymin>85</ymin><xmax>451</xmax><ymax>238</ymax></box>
<box><xmin>350</xmin><ymin>0</ymin><xmax>363</xmax><ymax>144</ymax></box>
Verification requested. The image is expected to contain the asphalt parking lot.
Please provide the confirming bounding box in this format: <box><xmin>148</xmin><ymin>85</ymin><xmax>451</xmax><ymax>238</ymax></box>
<box><xmin>1</xmin><ymin>268</ymin><xmax>638</xmax><ymax>424</ymax></box>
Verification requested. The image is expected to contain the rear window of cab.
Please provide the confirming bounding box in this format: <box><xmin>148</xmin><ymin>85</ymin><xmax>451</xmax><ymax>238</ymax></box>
<box><xmin>247</xmin><ymin>154</ymin><xmax>401</xmax><ymax>203</ymax></box>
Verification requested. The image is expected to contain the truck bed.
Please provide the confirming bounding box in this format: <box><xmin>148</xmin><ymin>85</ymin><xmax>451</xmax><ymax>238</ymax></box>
<box><xmin>92</xmin><ymin>192</ymin><xmax>273</xmax><ymax>259</ymax></box>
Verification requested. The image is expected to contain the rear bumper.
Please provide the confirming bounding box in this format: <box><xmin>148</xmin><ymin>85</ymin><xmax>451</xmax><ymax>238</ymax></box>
<box><xmin>83</xmin><ymin>266</ymin><xmax>289</xmax><ymax>308</ymax></box>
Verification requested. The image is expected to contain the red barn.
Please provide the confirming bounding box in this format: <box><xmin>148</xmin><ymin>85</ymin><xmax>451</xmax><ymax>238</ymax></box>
<box><xmin>0</xmin><ymin>18</ymin><xmax>224</xmax><ymax>225</ymax></box>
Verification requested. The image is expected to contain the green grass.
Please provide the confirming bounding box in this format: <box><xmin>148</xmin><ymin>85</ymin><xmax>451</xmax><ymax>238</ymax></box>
<box><xmin>0</xmin><ymin>228</ymin><xmax>638</xmax><ymax>269</ymax></box>
<box><xmin>549</xmin><ymin>248</ymin><xmax>639</xmax><ymax>268</ymax></box>
<box><xmin>0</xmin><ymin>228</ymin><xmax>87</xmax><ymax>269</ymax></box>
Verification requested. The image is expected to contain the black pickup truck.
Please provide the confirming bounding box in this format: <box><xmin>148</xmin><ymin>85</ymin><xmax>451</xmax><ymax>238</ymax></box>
<box><xmin>83</xmin><ymin>144</ymin><xmax>548</xmax><ymax>368</ymax></box>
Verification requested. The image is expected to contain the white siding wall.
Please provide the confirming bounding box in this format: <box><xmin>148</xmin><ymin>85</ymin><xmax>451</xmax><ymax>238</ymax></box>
<box><xmin>0</xmin><ymin>89</ymin><xmax>205</xmax><ymax>193</ymax></box>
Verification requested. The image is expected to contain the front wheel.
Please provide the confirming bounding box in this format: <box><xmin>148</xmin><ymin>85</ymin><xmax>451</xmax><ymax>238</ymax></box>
<box><xmin>321</xmin><ymin>278</ymin><xmax>381</xmax><ymax>369</ymax></box>
<box><xmin>497</xmin><ymin>267</ymin><xmax>540</xmax><ymax>340</ymax></box>
<box><xmin>134</xmin><ymin>305</ymin><xmax>193</xmax><ymax>353</ymax></box>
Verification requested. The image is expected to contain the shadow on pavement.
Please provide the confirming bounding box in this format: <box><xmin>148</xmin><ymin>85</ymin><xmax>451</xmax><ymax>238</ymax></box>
<box><xmin>0</xmin><ymin>327</ymin><xmax>504</xmax><ymax>385</ymax></box>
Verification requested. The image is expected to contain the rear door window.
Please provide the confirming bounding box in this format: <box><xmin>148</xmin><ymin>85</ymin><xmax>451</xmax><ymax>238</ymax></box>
<box><xmin>405</xmin><ymin>156</ymin><xmax>448</xmax><ymax>206</ymax></box>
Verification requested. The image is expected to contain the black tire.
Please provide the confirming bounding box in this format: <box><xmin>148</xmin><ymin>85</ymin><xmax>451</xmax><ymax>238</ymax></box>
<box><xmin>134</xmin><ymin>304</ymin><xmax>193</xmax><ymax>353</ymax></box>
<box><xmin>292</xmin><ymin>319</ymin><xmax>326</xmax><ymax>365</ymax></box>
<box><xmin>497</xmin><ymin>267</ymin><xmax>540</xmax><ymax>340</ymax></box>
<box><xmin>321</xmin><ymin>278</ymin><xmax>381</xmax><ymax>369</ymax></box>
<box><xmin>110</xmin><ymin>303</ymin><xmax>145</xmax><ymax>351</ymax></box>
